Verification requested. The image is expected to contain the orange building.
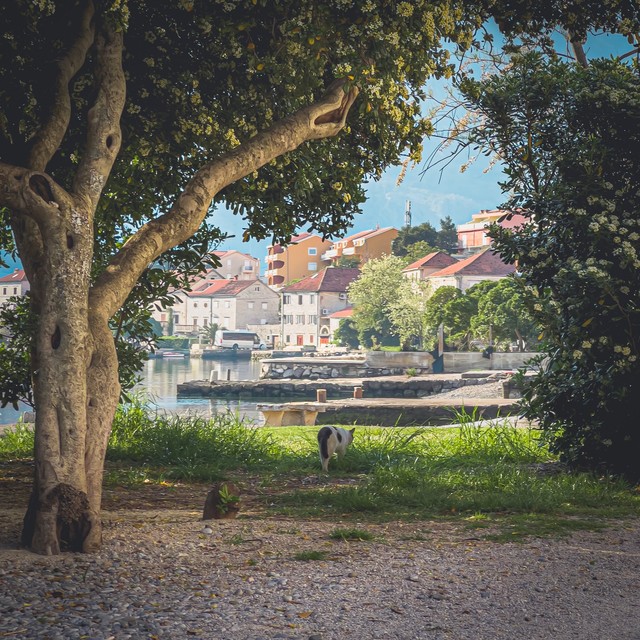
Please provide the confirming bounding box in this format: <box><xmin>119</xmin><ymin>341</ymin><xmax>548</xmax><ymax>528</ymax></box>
<box><xmin>321</xmin><ymin>226</ymin><xmax>398</xmax><ymax>265</ymax></box>
<box><xmin>265</xmin><ymin>232</ymin><xmax>332</xmax><ymax>287</ymax></box>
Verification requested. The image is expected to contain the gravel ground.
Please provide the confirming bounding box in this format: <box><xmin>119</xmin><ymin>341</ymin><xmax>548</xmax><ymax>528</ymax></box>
<box><xmin>1</xmin><ymin>514</ymin><xmax>639</xmax><ymax>640</ymax></box>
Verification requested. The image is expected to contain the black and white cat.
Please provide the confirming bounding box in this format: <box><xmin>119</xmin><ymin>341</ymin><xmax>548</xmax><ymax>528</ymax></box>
<box><xmin>317</xmin><ymin>426</ymin><xmax>355</xmax><ymax>472</ymax></box>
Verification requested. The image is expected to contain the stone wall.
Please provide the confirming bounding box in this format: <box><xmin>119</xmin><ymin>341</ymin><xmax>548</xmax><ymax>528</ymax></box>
<box><xmin>443</xmin><ymin>352</ymin><xmax>537</xmax><ymax>373</ymax></box>
<box><xmin>260</xmin><ymin>357</ymin><xmax>430</xmax><ymax>380</ymax></box>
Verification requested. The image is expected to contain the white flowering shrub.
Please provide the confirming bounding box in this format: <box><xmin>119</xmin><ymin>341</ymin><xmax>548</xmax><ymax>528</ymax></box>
<box><xmin>460</xmin><ymin>53</ymin><xmax>640</xmax><ymax>479</ymax></box>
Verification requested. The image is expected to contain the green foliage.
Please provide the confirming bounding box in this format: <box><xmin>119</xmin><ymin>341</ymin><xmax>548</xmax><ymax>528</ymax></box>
<box><xmin>333</xmin><ymin>317</ymin><xmax>359</xmax><ymax>349</ymax></box>
<box><xmin>271</xmin><ymin>422</ymin><xmax>638</xmax><ymax>530</ymax></box>
<box><xmin>460</xmin><ymin>52</ymin><xmax>640</xmax><ymax>478</ymax></box>
<box><xmin>471</xmin><ymin>277</ymin><xmax>539</xmax><ymax>351</ymax></box>
<box><xmin>388</xmin><ymin>279</ymin><xmax>431</xmax><ymax>350</ymax></box>
<box><xmin>0</xmin><ymin>422</ymin><xmax>34</xmax><ymax>459</ymax></box>
<box><xmin>108</xmin><ymin>396</ymin><xmax>282</xmax><ymax>480</ymax></box>
<box><xmin>336</xmin><ymin>256</ymin><xmax>361</xmax><ymax>268</ymax></box>
<box><xmin>422</xmin><ymin>285</ymin><xmax>461</xmax><ymax>349</ymax></box>
<box><xmin>347</xmin><ymin>255</ymin><xmax>406</xmax><ymax>348</ymax></box>
<box><xmin>329</xmin><ymin>527</ymin><xmax>374</xmax><ymax>541</ymax></box>
<box><xmin>294</xmin><ymin>550</ymin><xmax>329</xmax><ymax>561</ymax></box>
<box><xmin>0</xmin><ymin>295</ymin><xmax>35</xmax><ymax>409</ymax></box>
<box><xmin>156</xmin><ymin>336</ymin><xmax>192</xmax><ymax>350</ymax></box>
<box><xmin>199</xmin><ymin>322</ymin><xmax>223</xmax><ymax>346</ymax></box>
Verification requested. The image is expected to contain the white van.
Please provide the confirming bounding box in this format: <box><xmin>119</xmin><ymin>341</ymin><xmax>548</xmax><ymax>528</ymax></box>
<box><xmin>214</xmin><ymin>330</ymin><xmax>264</xmax><ymax>350</ymax></box>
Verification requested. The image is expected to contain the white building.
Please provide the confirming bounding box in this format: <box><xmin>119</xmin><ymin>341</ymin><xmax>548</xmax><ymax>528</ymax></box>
<box><xmin>280</xmin><ymin>267</ymin><xmax>360</xmax><ymax>346</ymax></box>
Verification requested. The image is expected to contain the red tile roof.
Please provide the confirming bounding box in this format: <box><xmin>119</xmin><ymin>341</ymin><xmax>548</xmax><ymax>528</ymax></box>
<box><xmin>429</xmin><ymin>249</ymin><xmax>515</xmax><ymax>277</ymax></box>
<box><xmin>283</xmin><ymin>267</ymin><xmax>360</xmax><ymax>293</ymax></box>
<box><xmin>190</xmin><ymin>279</ymin><xmax>263</xmax><ymax>297</ymax></box>
<box><xmin>329</xmin><ymin>306</ymin><xmax>354</xmax><ymax>318</ymax></box>
<box><xmin>0</xmin><ymin>269</ymin><xmax>27</xmax><ymax>283</ymax></box>
<box><xmin>402</xmin><ymin>251</ymin><xmax>458</xmax><ymax>272</ymax></box>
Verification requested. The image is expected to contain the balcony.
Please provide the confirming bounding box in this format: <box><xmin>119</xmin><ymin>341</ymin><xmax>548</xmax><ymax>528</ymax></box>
<box><xmin>321</xmin><ymin>248</ymin><xmax>339</xmax><ymax>260</ymax></box>
<box><xmin>342</xmin><ymin>247</ymin><xmax>356</xmax><ymax>255</ymax></box>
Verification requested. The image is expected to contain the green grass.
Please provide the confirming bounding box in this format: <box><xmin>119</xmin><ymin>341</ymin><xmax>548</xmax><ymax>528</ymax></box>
<box><xmin>2</xmin><ymin>398</ymin><xmax>639</xmax><ymax>541</ymax></box>
<box><xmin>329</xmin><ymin>527</ymin><xmax>375</xmax><ymax>541</ymax></box>
<box><xmin>293</xmin><ymin>550</ymin><xmax>329</xmax><ymax>561</ymax></box>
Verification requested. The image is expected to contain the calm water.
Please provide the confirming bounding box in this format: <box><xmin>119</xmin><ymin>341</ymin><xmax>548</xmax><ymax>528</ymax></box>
<box><xmin>0</xmin><ymin>356</ymin><xmax>265</xmax><ymax>425</ymax></box>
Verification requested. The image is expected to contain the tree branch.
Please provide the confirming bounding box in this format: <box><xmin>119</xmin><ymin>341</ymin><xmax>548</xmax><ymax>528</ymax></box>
<box><xmin>90</xmin><ymin>81</ymin><xmax>359</xmax><ymax>319</ymax></box>
<box><xmin>0</xmin><ymin>162</ymin><xmax>69</xmax><ymax>226</ymax></box>
<box><xmin>73</xmin><ymin>22</ymin><xmax>125</xmax><ymax>211</ymax></box>
<box><xmin>27</xmin><ymin>1</ymin><xmax>95</xmax><ymax>172</ymax></box>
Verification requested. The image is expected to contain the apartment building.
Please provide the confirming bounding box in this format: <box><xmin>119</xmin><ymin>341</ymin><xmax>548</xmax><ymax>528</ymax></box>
<box><xmin>457</xmin><ymin>209</ymin><xmax>528</xmax><ymax>254</ymax></box>
<box><xmin>321</xmin><ymin>226</ymin><xmax>398</xmax><ymax>265</ymax></box>
<box><xmin>280</xmin><ymin>267</ymin><xmax>360</xmax><ymax>346</ymax></box>
<box><xmin>265</xmin><ymin>232</ymin><xmax>332</xmax><ymax>287</ymax></box>
<box><xmin>212</xmin><ymin>250</ymin><xmax>260</xmax><ymax>280</ymax></box>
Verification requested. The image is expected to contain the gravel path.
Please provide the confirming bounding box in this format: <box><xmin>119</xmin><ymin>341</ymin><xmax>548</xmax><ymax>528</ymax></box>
<box><xmin>2</xmin><ymin>514</ymin><xmax>639</xmax><ymax>640</ymax></box>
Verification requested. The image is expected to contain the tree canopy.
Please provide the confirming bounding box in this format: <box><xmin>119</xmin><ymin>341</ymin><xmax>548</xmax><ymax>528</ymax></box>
<box><xmin>461</xmin><ymin>51</ymin><xmax>640</xmax><ymax>477</ymax></box>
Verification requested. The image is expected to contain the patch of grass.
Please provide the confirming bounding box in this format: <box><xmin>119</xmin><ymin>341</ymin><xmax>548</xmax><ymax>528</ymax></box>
<box><xmin>329</xmin><ymin>527</ymin><xmax>374</xmax><ymax>541</ymax></box>
<box><xmin>293</xmin><ymin>550</ymin><xmax>329</xmax><ymax>561</ymax></box>
<box><xmin>480</xmin><ymin>513</ymin><xmax>611</xmax><ymax>542</ymax></box>
<box><xmin>0</xmin><ymin>422</ymin><xmax>34</xmax><ymax>459</ymax></box>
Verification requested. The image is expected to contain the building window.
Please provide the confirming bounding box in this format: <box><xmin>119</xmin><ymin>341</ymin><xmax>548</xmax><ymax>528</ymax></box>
<box><xmin>193</xmin><ymin>318</ymin><xmax>198</xmax><ymax>326</ymax></box>
<box><xmin>308</xmin><ymin>262</ymin><xmax>317</xmax><ymax>271</ymax></box>
<box><xmin>283</xmin><ymin>294</ymin><xmax>291</xmax><ymax>304</ymax></box>
<box><xmin>13</xmin><ymin>287</ymin><xmax>17</xmax><ymax>295</ymax></box>
<box><xmin>296</xmin><ymin>314</ymin><xmax>305</xmax><ymax>324</ymax></box>
<box><xmin>308</xmin><ymin>315</ymin><xmax>318</xmax><ymax>324</ymax></box>
<box><xmin>2</xmin><ymin>288</ymin><xmax>5</xmax><ymax>295</ymax></box>
<box><xmin>193</xmin><ymin>303</ymin><xmax>198</xmax><ymax>308</ymax></box>
<box><xmin>248</xmin><ymin>302</ymin><xmax>254</xmax><ymax>309</ymax></box>
<box><xmin>254</xmin><ymin>286</ymin><xmax>260</xmax><ymax>291</ymax></box>
<box><xmin>309</xmin><ymin>335</ymin><xmax>314</xmax><ymax>343</ymax></box>
<box><xmin>225</xmin><ymin>301</ymin><xmax>230</xmax><ymax>308</ymax></box>
<box><xmin>298</xmin><ymin>295</ymin><xmax>303</xmax><ymax>305</ymax></box>
<box><xmin>308</xmin><ymin>247</ymin><xmax>317</xmax><ymax>255</ymax></box>
<box><xmin>309</xmin><ymin>294</ymin><xmax>315</xmax><ymax>304</ymax></box>
<box><xmin>261</xmin><ymin>302</ymin><xmax>268</xmax><ymax>310</ymax></box>
<box><xmin>204</xmin><ymin>302</ymin><xmax>208</xmax><ymax>308</ymax></box>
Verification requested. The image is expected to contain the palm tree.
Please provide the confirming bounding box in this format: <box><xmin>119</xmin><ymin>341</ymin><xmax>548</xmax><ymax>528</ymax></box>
<box><xmin>200</xmin><ymin>322</ymin><xmax>224</xmax><ymax>345</ymax></box>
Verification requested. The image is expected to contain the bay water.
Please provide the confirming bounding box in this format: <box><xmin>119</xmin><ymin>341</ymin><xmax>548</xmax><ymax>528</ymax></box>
<box><xmin>0</xmin><ymin>355</ymin><xmax>265</xmax><ymax>426</ymax></box>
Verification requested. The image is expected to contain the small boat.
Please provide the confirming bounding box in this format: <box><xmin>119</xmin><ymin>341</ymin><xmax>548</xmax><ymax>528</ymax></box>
<box><xmin>157</xmin><ymin>350</ymin><xmax>188</xmax><ymax>358</ymax></box>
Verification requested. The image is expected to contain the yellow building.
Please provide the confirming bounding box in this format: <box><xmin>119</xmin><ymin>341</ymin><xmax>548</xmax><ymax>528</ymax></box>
<box><xmin>321</xmin><ymin>226</ymin><xmax>398</xmax><ymax>265</ymax></box>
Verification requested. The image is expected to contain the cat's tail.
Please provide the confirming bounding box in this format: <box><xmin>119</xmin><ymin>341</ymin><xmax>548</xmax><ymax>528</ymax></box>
<box><xmin>318</xmin><ymin>426</ymin><xmax>333</xmax><ymax>472</ymax></box>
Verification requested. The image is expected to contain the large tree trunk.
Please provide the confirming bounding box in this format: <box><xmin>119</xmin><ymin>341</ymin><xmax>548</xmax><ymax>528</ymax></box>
<box><xmin>19</xmin><ymin>193</ymin><xmax>121</xmax><ymax>554</ymax></box>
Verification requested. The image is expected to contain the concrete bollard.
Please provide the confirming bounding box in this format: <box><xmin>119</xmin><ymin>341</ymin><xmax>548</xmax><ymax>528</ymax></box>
<box><xmin>209</xmin><ymin>370</ymin><xmax>218</xmax><ymax>382</ymax></box>
<box><xmin>316</xmin><ymin>388</ymin><xmax>327</xmax><ymax>403</ymax></box>
<box><xmin>353</xmin><ymin>386</ymin><xmax>363</xmax><ymax>399</ymax></box>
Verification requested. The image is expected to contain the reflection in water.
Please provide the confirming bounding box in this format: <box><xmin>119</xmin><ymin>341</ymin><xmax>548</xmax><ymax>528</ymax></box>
<box><xmin>136</xmin><ymin>357</ymin><xmax>265</xmax><ymax>425</ymax></box>
<box><xmin>0</xmin><ymin>356</ymin><xmax>266</xmax><ymax>426</ymax></box>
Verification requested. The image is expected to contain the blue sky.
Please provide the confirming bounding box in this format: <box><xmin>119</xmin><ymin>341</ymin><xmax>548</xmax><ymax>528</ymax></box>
<box><xmin>1</xmin><ymin>31</ymin><xmax>629</xmax><ymax>276</ymax></box>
